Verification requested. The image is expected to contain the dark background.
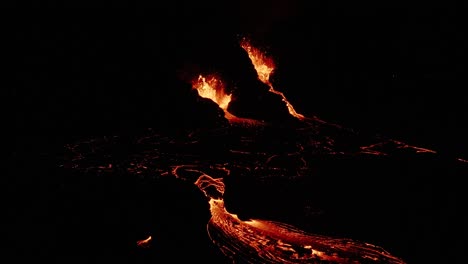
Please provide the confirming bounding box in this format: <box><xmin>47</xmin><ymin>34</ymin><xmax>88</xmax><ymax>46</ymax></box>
<box><xmin>10</xmin><ymin>2</ymin><xmax>467</xmax><ymax>263</ymax></box>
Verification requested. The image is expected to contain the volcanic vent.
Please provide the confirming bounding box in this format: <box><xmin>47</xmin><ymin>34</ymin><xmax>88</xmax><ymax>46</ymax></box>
<box><xmin>187</xmin><ymin>37</ymin><xmax>303</xmax><ymax>125</ymax></box>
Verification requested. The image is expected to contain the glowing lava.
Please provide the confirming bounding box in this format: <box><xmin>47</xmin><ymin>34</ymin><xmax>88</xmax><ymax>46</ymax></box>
<box><xmin>240</xmin><ymin>38</ymin><xmax>305</xmax><ymax>120</ymax></box>
<box><xmin>192</xmin><ymin>74</ymin><xmax>263</xmax><ymax>125</ymax></box>
<box><xmin>360</xmin><ymin>139</ymin><xmax>438</xmax><ymax>156</ymax></box>
<box><xmin>192</xmin><ymin>74</ymin><xmax>232</xmax><ymax>113</ymax></box>
<box><xmin>137</xmin><ymin>235</ymin><xmax>152</xmax><ymax>248</ymax></box>
<box><xmin>194</xmin><ymin>173</ymin><xmax>406</xmax><ymax>264</ymax></box>
<box><xmin>62</xmin><ymin>37</ymin><xmax>461</xmax><ymax>264</ymax></box>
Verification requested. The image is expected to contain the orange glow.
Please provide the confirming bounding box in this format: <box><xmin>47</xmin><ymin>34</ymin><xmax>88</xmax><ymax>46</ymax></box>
<box><xmin>240</xmin><ymin>39</ymin><xmax>275</xmax><ymax>85</ymax></box>
<box><xmin>240</xmin><ymin>38</ymin><xmax>305</xmax><ymax>120</ymax></box>
<box><xmin>192</xmin><ymin>74</ymin><xmax>264</xmax><ymax>125</ymax></box>
<box><xmin>192</xmin><ymin>74</ymin><xmax>232</xmax><ymax>111</ymax></box>
<box><xmin>391</xmin><ymin>140</ymin><xmax>437</xmax><ymax>153</ymax></box>
<box><xmin>137</xmin><ymin>235</ymin><xmax>152</xmax><ymax>248</ymax></box>
<box><xmin>194</xmin><ymin>173</ymin><xmax>406</xmax><ymax>263</ymax></box>
<box><xmin>360</xmin><ymin>140</ymin><xmax>437</xmax><ymax>156</ymax></box>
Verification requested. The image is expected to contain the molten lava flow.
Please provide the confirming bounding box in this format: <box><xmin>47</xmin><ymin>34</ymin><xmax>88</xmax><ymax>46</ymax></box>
<box><xmin>192</xmin><ymin>74</ymin><xmax>232</xmax><ymax>114</ymax></box>
<box><xmin>194</xmin><ymin>173</ymin><xmax>406</xmax><ymax>264</ymax></box>
<box><xmin>240</xmin><ymin>38</ymin><xmax>305</xmax><ymax>120</ymax></box>
<box><xmin>137</xmin><ymin>235</ymin><xmax>152</xmax><ymax>248</ymax></box>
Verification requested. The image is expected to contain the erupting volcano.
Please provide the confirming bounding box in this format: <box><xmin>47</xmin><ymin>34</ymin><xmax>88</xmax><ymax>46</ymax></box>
<box><xmin>56</xmin><ymin>36</ymin><xmax>467</xmax><ymax>264</ymax></box>
<box><xmin>191</xmin><ymin>38</ymin><xmax>307</xmax><ymax>125</ymax></box>
<box><xmin>12</xmin><ymin>6</ymin><xmax>468</xmax><ymax>264</ymax></box>
<box><xmin>54</xmin><ymin>33</ymin><xmax>468</xmax><ymax>263</ymax></box>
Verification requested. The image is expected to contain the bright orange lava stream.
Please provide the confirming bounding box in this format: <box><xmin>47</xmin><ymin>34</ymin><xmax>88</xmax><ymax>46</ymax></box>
<box><xmin>137</xmin><ymin>235</ymin><xmax>152</xmax><ymax>248</ymax></box>
<box><xmin>240</xmin><ymin>38</ymin><xmax>305</xmax><ymax>120</ymax></box>
<box><xmin>193</xmin><ymin>173</ymin><xmax>406</xmax><ymax>264</ymax></box>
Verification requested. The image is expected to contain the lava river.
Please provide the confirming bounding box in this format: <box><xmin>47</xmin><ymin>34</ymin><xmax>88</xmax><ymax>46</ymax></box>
<box><xmin>193</xmin><ymin>172</ymin><xmax>405</xmax><ymax>264</ymax></box>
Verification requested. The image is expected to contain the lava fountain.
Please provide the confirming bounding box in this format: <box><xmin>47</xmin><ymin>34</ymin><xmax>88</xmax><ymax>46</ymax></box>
<box><xmin>192</xmin><ymin>74</ymin><xmax>232</xmax><ymax>114</ymax></box>
<box><xmin>191</xmin><ymin>39</ymin><xmax>306</xmax><ymax>123</ymax></box>
<box><xmin>240</xmin><ymin>38</ymin><xmax>305</xmax><ymax>120</ymax></box>
<box><xmin>192</xmin><ymin>74</ymin><xmax>262</xmax><ymax>125</ymax></box>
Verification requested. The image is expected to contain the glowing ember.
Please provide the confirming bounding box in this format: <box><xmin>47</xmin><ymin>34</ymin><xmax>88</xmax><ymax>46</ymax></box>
<box><xmin>192</xmin><ymin>74</ymin><xmax>232</xmax><ymax>112</ymax></box>
<box><xmin>240</xmin><ymin>38</ymin><xmax>305</xmax><ymax>120</ymax></box>
<box><xmin>137</xmin><ymin>235</ymin><xmax>152</xmax><ymax>248</ymax></box>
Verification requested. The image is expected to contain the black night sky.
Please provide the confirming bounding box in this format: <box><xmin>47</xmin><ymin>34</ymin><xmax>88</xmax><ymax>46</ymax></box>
<box><xmin>11</xmin><ymin>3</ymin><xmax>468</xmax><ymax>264</ymax></box>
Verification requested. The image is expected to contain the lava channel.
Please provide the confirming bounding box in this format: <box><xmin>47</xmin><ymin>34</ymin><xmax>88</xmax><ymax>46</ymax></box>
<box><xmin>195</xmin><ymin>174</ymin><xmax>406</xmax><ymax>264</ymax></box>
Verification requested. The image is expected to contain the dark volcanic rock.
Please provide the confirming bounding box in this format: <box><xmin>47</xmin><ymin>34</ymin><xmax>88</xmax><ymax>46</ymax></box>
<box><xmin>228</xmin><ymin>80</ymin><xmax>294</xmax><ymax>123</ymax></box>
